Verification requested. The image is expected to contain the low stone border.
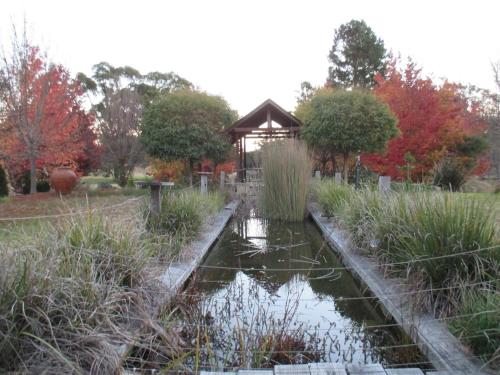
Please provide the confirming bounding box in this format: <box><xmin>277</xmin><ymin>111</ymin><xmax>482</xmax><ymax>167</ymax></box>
<box><xmin>160</xmin><ymin>200</ymin><xmax>239</xmax><ymax>293</ymax></box>
<box><xmin>308</xmin><ymin>203</ymin><xmax>487</xmax><ymax>374</ymax></box>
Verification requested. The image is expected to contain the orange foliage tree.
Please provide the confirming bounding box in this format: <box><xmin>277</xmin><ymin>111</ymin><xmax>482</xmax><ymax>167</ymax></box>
<box><xmin>363</xmin><ymin>61</ymin><xmax>489</xmax><ymax>181</ymax></box>
<box><xmin>0</xmin><ymin>36</ymin><xmax>94</xmax><ymax>193</ymax></box>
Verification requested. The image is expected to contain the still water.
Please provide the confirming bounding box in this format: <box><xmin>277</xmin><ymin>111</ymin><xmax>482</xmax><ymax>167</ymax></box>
<box><xmin>185</xmin><ymin>211</ymin><xmax>428</xmax><ymax>369</ymax></box>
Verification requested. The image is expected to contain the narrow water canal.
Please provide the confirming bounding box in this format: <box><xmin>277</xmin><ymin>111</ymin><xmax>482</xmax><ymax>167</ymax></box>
<box><xmin>182</xmin><ymin>211</ymin><xmax>429</xmax><ymax>370</ymax></box>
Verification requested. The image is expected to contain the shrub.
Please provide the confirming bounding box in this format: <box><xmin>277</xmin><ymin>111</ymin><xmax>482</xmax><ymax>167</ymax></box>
<box><xmin>12</xmin><ymin>171</ymin><xmax>51</xmax><ymax>194</ymax></box>
<box><xmin>36</xmin><ymin>180</ymin><xmax>51</xmax><ymax>192</ymax></box>
<box><xmin>260</xmin><ymin>139</ymin><xmax>312</xmax><ymax>221</ymax></box>
<box><xmin>433</xmin><ymin>158</ymin><xmax>465</xmax><ymax>191</ymax></box>
<box><xmin>0</xmin><ymin>166</ymin><xmax>8</xmax><ymax>197</ymax></box>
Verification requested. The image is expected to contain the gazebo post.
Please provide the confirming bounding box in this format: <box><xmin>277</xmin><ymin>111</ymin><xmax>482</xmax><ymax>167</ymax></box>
<box><xmin>243</xmin><ymin>136</ymin><xmax>247</xmax><ymax>182</ymax></box>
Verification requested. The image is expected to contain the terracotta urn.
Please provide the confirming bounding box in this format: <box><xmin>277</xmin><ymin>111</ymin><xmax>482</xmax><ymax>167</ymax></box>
<box><xmin>50</xmin><ymin>167</ymin><xmax>78</xmax><ymax>194</ymax></box>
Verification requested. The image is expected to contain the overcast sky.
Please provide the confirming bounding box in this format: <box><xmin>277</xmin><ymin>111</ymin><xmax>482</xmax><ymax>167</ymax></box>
<box><xmin>1</xmin><ymin>0</ymin><xmax>500</xmax><ymax>116</ymax></box>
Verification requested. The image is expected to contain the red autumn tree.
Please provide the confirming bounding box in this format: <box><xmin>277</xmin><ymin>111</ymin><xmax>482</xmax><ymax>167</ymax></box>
<box><xmin>362</xmin><ymin>61</ymin><xmax>489</xmax><ymax>181</ymax></box>
<box><xmin>0</xmin><ymin>34</ymin><xmax>94</xmax><ymax>193</ymax></box>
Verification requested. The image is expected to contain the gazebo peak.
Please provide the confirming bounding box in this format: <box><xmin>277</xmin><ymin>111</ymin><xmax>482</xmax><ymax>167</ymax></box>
<box><xmin>226</xmin><ymin>99</ymin><xmax>302</xmax><ymax>137</ymax></box>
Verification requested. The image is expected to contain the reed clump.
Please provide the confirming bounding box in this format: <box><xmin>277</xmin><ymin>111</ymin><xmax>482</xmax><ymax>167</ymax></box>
<box><xmin>259</xmin><ymin>139</ymin><xmax>312</xmax><ymax>222</ymax></box>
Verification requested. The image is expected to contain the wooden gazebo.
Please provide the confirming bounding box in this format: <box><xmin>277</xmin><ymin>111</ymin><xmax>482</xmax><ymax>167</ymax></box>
<box><xmin>225</xmin><ymin>99</ymin><xmax>302</xmax><ymax>181</ymax></box>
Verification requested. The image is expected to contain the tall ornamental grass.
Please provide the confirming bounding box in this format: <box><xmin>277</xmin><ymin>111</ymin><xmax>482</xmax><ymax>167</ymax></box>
<box><xmin>147</xmin><ymin>190</ymin><xmax>225</xmax><ymax>248</ymax></box>
<box><xmin>315</xmin><ymin>182</ymin><xmax>499</xmax><ymax>312</ymax></box>
<box><xmin>375</xmin><ymin>193</ymin><xmax>498</xmax><ymax>312</ymax></box>
<box><xmin>259</xmin><ymin>139</ymin><xmax>312</xmax><ymax>221</ymax></box>
<box><xmin>449</xmin><ymin>288</ymin><xmax>500</xmax><ymax>368</ymax></box>
<box><xmin>311</xmin><ymin>179</ymin><xmax>352</xmax><ymax>217</ymax></box>
<box><xmin>315</xmin><ymin>181</ymin><xmax>499</xmax><ymax>366</ymax></box>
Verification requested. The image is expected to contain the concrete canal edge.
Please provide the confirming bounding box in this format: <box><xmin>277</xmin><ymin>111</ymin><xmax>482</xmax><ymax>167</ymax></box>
<box><xmin>159</xmin><ymin>199</ymin><xmax>240</xmax><ymax>293</ymax></box>
<box><xmin>308</xmin><ymin>203</ymin><xmax>487</xmax><ymax>374</ymax></box>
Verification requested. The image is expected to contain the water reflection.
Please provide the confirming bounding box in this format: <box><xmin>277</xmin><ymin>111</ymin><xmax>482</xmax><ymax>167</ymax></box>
<box><xmin>188</xmin><ymin>212</ymin><xmax>427</xmax><ymax>367</ymax></box>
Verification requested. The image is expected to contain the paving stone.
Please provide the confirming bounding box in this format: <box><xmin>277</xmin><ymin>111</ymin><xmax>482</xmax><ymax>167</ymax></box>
<box><xmin>274</xmin><ymin>364</ymin><xmax>311</xmax><ymax>374</ymax></box>
<box><xmin>309</xmin><ymin>362</ymin><xmax>347</xmax><ymax>375</ymax></box>
<box><xmin>346</xmin><ymin>364</ymin><xmax>385</xmax><ymax>374</ymax></box>
<box><xmin>385</xmin><ymin>369</ymin><xmax>424</xmax><ymax>375</ymax></box>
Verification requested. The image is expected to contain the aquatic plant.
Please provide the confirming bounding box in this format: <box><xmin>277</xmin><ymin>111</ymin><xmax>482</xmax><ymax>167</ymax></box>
<box><xmin>259</xmin><ymin>139</ymin><xmax>312</xmax><ymax>222</ymax></box>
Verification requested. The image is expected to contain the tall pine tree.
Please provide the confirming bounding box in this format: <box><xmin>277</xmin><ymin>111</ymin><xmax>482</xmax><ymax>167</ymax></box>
<box><xmin>328</xmin><ymin>20</ymin><xmax>386</xmax><ymax>89</ymax></box>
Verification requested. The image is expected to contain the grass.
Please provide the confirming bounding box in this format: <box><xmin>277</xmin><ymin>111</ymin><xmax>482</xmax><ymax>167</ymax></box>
<box><xmin>0</xmin><ymin>188</ymin><xmax>227</xmax><ymax>373</ymax></box>
<box><xmin>147</xmin><ymin>190</ymin><xmax>225</xmax><ymax>257</ymax></box>
<box><xmin>314</xmin><ymin>180</ymin><xmax>499</xmax><ymax>367</ymax></box>
<box><xmin>0</xmin><ymin>211</ymin><xmax>148</xmax><ymax>373</ymax></box>
<box><xmin>0</xmin><ymin>192</ymin><xmax>146</xmax><ymax>243</ymax></box>
<box><xmin>449</xmin><ymin>288</ymin><xmax>500</xmax><ymax>368</ymax></box>
<box><xmin>80</xmin><ymin>174</ymin><xmax>154</xmax><ymax>185</ymax></box>
<box><xmin>259</xmin><ymin>139</ymin><xmax>312</xmax><ymax>221</ymax></box>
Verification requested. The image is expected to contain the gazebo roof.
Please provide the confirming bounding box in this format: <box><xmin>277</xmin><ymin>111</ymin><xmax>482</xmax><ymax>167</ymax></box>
<box><xmin>226</xmin><ymin>99</ymin><xmax>302</xmax><ymax>140</ymax></box>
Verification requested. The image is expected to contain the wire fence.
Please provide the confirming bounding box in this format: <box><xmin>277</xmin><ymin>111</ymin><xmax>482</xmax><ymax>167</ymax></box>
<box><xmin>0</xmin><ymin>181</ymin><xmax>206</xmax><ymax>223</ymax></box>
<box><xmin>1</xmin><ymin>186</ymin><xmax>498</xmax><ymax>373</ymax></box>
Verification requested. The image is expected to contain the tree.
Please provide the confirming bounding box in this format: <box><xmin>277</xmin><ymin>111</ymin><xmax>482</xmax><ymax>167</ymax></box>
<box><xmin>140</xmin><ymin>90</ymin><xmax>237</xmax><ymax>185</ymax></box>
<box><xmin>296</xmin><ymin>81</ymin><xmax>316</xmax><ymax>104</ymax></box>
<box><xmin>77</xmin><ymin>62</ymin><xmax>193</xmax><ymax>185</ymax></box>
<box><xmin>73</xmin><ymin>112</ymin><xmax>101</xmax><ymax>175</ymax></box>
<box><xmin>488</xmin><ymin>62</ymin><xmax>500</xmax><ymax>178</ymax></box>
<box><xmin>327</xmin><ymin>20</ymin><xmax>387</xmax><ymax>89</ymax></box>
<box><xmin>299</xmin><ymin>89</ymin><xmax>398</xmax><ymax>182</ymax></box>
<box><xmin>0</xmin><ymin>164</ymin><xmax>8</xmax><ymax>197</ymax></box>
<box><xmin>0</xmin><ymin>30</ymin><xmax>93</xmax><ymax>193</ymax></box>
<box><xmin>363</xmin><ymin>61</ymin><xmax>490</xmax><ymax>181</ymax></box>
<box><xmin>99</xmin><ymin>89</ymin><xmax>143</xmax><ymax>186</ymax></box>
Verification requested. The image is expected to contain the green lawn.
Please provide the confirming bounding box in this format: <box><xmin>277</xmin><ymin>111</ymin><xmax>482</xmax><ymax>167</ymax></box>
<box><xmin>80</xmin><ymin>174</ymin><xmax>154</xmax><ymax>185</ymax></box>
<box><xmin>0</xmin><ymin>191</ymin><xmax>146</xmax><ymax>242</ymax></box>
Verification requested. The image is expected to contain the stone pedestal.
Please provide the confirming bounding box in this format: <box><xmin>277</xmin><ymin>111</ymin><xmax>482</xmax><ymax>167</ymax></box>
<box><xmin>148</xmin><ymin>182</ymin><xmax>163</xmax><ymax>217</ymax></box>
<box><xmin>378</xmin><ymin>176</ymin><xmax>391</xmax><ymax>193</ymax></box>
<box><xmin>219</xmin><ymin>171</ymin><xmax>225</xmax><ymax>190</ymax></box>
<box><xmin>198</xmin><ymin>172</ymin><xmax>213</xmax><ymax>195</ymax></box>
<box><xmin>334</xmin><ymin>172</ymin><xmax>342</xmax><ymax>185</ymax></box>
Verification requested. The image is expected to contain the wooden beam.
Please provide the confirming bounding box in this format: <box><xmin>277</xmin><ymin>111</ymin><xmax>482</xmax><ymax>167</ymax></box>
<box><xmin>230</xmin><ymin>127</ymin><xmax>300</xmax><ymax>133</ymax></box>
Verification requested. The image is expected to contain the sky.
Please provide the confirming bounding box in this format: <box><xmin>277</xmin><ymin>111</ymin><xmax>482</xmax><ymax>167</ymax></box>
<box><xmin>1</xmin><ymin>0</ymin><xmax>500</xmax><ymax>117</ymax></box>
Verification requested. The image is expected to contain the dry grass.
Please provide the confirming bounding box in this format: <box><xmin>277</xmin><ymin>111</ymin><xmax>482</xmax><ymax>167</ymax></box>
<box><xmin>0</xmin><ymin>190</ymin><xmax>226</xmax><ymax>374</ymax></box>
